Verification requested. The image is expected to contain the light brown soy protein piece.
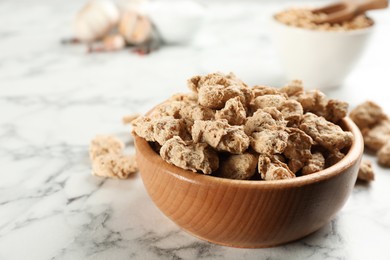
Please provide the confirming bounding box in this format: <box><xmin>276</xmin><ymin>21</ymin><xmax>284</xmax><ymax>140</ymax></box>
<box><xmin>258</xmin><ymin>155</ymin><xmax>295</xmax><ymax>181</ymax></box>
<box><xmin>244</xmin><ymin>108</ymin><xmax>286</xmax><ymax>135</ymax></box>
<box><xmin>89</xmin><ymin>135</ymin><xmax>124</xmax><ymax>161</ymax></box>
<box><xmin>250</xmin><ymin>129</ymin><xmax>289</xmax><ymax>155</ymax></box>
<box><xmin>350</xmin><ymin>101</ymin><xmax>388</xmax><ymax>130</ymax></box>
<box><xmin>192</xmin><ymin>119</ymin><xmax>250</xmax><ymax>154</ymax></box>
<box><xmin>132</xmin><ymin>116</ymin><xmax>189</xmax><ymax>145</ymax></box>
<box><xmin>215</xmin><ymin>96</ymin><xmax>246</xmax><ymax>125</ymax></box>
<box><xmin>283</xmin><ymin>128</ymin><xmax>313</xmax><ymax>173</ymax></box>
<box><xmin>92</xmin><ymin>154</ymin><xmax>138</xmax><ymax>179</ymax></box>
<box><xmin>279</xmin><ymin>99</ymin><xmax>304</xmax><ymax>126</ymax></box>
<box><xmin>250</xmin><ymin>94</ymin><xmax>286</xmax><ymax>111</ymax></box>
<box><xmin>302</xmin><ymin>152</ymin><xmax>325</xmax><ymax>175</ymax></box>
<box><xmin>357</xmin><ymin>160</ymin><xmax>375</xmax><ymax>182</ymax></box>
<box><xmin>363</xmin><ymin>120</ymin><xmax>390</xmax><ymax>152</ymax></box>
<box><xmin>325</xmin><ymin>149</ymin><xmax>346</xmax><ymax>168</ymax></box>
<box><xmin>279</xmin><ymin>80</ymin><xmax>304</xmax><ymax>98</ymax></box>
<box><xmin>188</xmin><ymin>72</ymin><xmax>253</xmax><ymax>109</ymax></box>
<box><xmin>218</xmin><ymin>153</ymin><xmax>258</xmax><ymax>180</ymax></box>
<box><xmin>160</xmin><ymin>136</ymin><xmax>219</xmax><ymax>174</ymax></box>
<box><xmin>377</xmin><ymin>140</ymin><xmax>390</xmax><ymax>167</ymax></box>
<box><xmin>300</xmin><ymin>113</ymin><xmax>353</xmax><ymax>151</ymax></box>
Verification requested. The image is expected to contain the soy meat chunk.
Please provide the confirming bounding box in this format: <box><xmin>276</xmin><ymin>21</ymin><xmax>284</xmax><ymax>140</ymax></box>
<box><xmin>192</xmin><ymin>119</ymin><xmax>249</xmax><ymax>154</ymax></box>
<box><xmin>89</xmin><ymin>135</ymin><xmax>124</xmax><ymax>161</ymax></box>
<box><xmin>325</xmin><ymin>149</ymin><xmax>346</xmax><ymax>168</ymax></box>
<box><xmin>250</xmin><ymin>129</ymin><xmax>288</xmax><ymax>155</ymax></box>
<box><xmin>168</xmin><ymin>92</ymin><xmax>198</xmax><ymax>103</ymax></box>
<box><xmin>299</xmin><ymin>113</ymin><xmax>353</xmax><ymax>151</ymax></box>
<box><xmin>132</xmin><ymin>116</ymin><xmax>189</xmax><ymax>145</ymax></box>
<box><xmin>151</xmin><ymin>101</ymin><xmax>214</xmax><ymax>122</ymax></box>
<box><xmin>215</xmin><ymin>97</ymin><xmax>246</xmax><ymax>125</ymax></box>
<box><xmin>350</xmin><ymin>101</ymin><xmax>387</xmax><ymax>130</ymax></box>
<box><xmin>279</xmin><ymin>100</ymin><xmax>304</xmax><ymax>126</ymax></box>
<box><xmin>251</xmin><ymin>94</ymin><xmax>286</xmax><ymax>111</ymax></box>
<box><xmin>160</xmin><ymin>136</ymin><xmax>219</xmax><ymax>174</ymax></box>
<box><xmin>302</xmin><ymin>152</ymin><xmax>325</xmax><ymax>175</ymax></box>
<box><xmin>258</xmin><ymin>155</ymin><xmax>295</xmax><ymax>180</ymax></box>
<box><xmin>378</xmin><ymin>140</ymin><xmax>390</xmax><ymax>167</ymax></box>
<box><xmin>244</xmin><ymin>109</ymin><xmax>286</xmax><ymax>135</ymax></box>
<box><xmin>357</xmin><ymin>160</ymin><xmax>375</xmax><ymax>181</ymax></box>
<box><xmin>218</xmin><ymin>153</ymin><xmax>258</xmax><ymax>180</ymax></box>
<box><xmin>252</xmin><ymin>85</ymin><xmax>282</xmax><ymax>97</ymax></box>
<box><xmin>187</xmin><ymin>72</ymin><xmax>253</xmax><ymax>109</ymax></box>
<box><xmin>92</xmin><ymin>154</ymin><xmax>138</xmax><ymax>179</ymax></box>
<box><xmin>296</xmin><ymin>89</ymin><xmax>348</xmax><ymax>123</ymax></box>
<box><xmin>283</xmin><ymin>128</ymin><xmax>313</xmax><ymax>173</ymax></box>
<box><xmin>279</xmin><ymin>80</ymin><xmax>304</xmax><ymax>98</ymax></box>
<box><xmin>363</xmin><ymin>120</ymin><xmax>390</xmax><ymax>151</ymax></box>
<box><xmin>325</xmin><ymin>99</ymin><xmax>348</xmax><ymax>123</ymax></box>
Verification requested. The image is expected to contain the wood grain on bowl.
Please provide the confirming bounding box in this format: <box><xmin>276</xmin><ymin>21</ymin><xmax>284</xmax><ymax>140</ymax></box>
<box><xmin>135</xmin><ymin>117</ymin><xmax>363</xmax><ymax>248</ymax></box>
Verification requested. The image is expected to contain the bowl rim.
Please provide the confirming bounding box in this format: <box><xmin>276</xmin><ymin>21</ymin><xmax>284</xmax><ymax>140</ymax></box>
<box><xmin>135</xmin><ymin>116</ymin><xmax>363</xmax><ymax>189</ymax></box>
<box><xmin>271</xmin><ymin>15</ymin><xmax>375</xmax><ymax>35</ymax></box>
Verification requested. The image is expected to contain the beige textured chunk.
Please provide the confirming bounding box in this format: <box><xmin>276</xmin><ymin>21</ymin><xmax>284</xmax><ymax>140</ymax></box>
<box><xmin>244</xmin><ymin>109</ymin><xmax>286</xmax><ymax>135</ymax></box>
<box><xmin>251</xmin><ymin>94</ymin><xmax>286</xmax><ymax>112</ymax></box>
<box><xmin>89</xmin><ymin>135</ymin><xmax>124</xmax><ymax>161</ymax></box>
<box><xmin>378</xmin><ymin>140</ymin><xmax>390</xmax><ymax>167</ymax></box>
<box><xmin>357</xmin><ymin>160</ymin><xmax>375</xmax><ymax>181</ymax></box>
<box><xmin>363</xmin><ymin>120</ymin><xmax>390</xmax><ymax>151</ymax></box>
<box><xmin>152</xmin><ymin>101</ymin><xmax>215</xmax><ymax>122</ymax></box>
<box><xmin>168</xmin><ymin>92</ymin><xmax>198</xmax><ymax>103</ymax></box>
<box><xmin>297</xmin><ymin>90</ymin><xmax>348</xmax><ymax>123</ymax></box>
<box><xmin>160</xmin><ymin>136</ymin><xmax>219</xmax><ymax>174</ymax></box>
<box><xmin>280</xmin><ymin>100</ymin><xmax>304</xmax><ymax>126</ymax></box>
<box><xmin>280</xmin><ymin>80</ymin><xmax>304</xmax><ymax>98</ymax></box>
<box><xmin>300</xmin><ymin>113</ymin><xmax>353</xmax><ymax>151</ymax></box>
<box><xmin>218</xmin><ymin>153</ymin><xmax>258</xmax><ymax>180</ymax></box>
<box><xmin>92</xmin><ymin>154</ymin><xmax>138</xmax><ymax>179</ymax></box>
<box><xmin>297</xmin><ymin>89</ymin><xmax>327</xmax><ymax>113</ymax></box>
<box><xmin>284</xmin><ymin>128</ymin><xmax>313</xmax><ymax>173</ymax></box>
<box><xmin>252</xmin><ymin>85</ymin><xmax>282</xmax><ymax>97</ymax></box>
<box><xmin>326</xmin><ymin>150</ymin><xmax>346</xmax><ymax>168</ymax></box>
<box><xmin>250</xmin><ymin>129</ymin><xmax>288</xmax><ymax>155</ymax></box>
<box><xmin>258</xmin><ymin>155</ymin><xmax>295</xmax><ymax>180</ymax></box>
<box><xmin>302</xmin><ymin>152</ymin><xmax>325</xmax><ymax>175</ymax></box>
<box><xmin>324</xmin><ymin>99</ymin><xmax>348</xmax><ymax>123</ymax></box>
<box><xmin>215</xmin><ymin>97</ymin><xmax>246</xmax><ymax>125</ymax></box>
<box><xmin>122</xmin><ymin>114</ymin><xmax>140</xmax><ymax>125</ymax></box>
<box><xmin>132</xmin><ymin>116</ymin><xmax>188</xmax><ymax>145</ymax></box>
<box><xmin>350</xmin><ymin>101</ymin><xmax>387</xmax><ymax>130</ymax></box>
<box><xmin>188</xmin><ymin>72</ymin><xmax>253</xmax><ymax>109</ymax></box>
<box><xmin>192</xmin><ymin>120</ymin><xmax>249</xmax><ymax>154</ymax></box>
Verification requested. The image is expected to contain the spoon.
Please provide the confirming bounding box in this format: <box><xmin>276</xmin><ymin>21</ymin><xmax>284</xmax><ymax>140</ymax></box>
<box><xmin>313</xmin><ymin>0</ymin><xmax>388</xmax><ymax>24</ymax></box>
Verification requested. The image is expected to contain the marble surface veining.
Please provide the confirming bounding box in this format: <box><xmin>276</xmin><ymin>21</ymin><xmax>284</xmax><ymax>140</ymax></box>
<box><xmin>1</xmin><ymin>0</ymin><xmax>390</xmax><ymax>259</ymax></box>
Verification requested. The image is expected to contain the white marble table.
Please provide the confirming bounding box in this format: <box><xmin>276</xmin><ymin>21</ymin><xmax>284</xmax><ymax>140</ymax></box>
<box><xmin>1</xmin><ymin>0</ymin><xmax>390</xmax><ymax>259</ymax></box>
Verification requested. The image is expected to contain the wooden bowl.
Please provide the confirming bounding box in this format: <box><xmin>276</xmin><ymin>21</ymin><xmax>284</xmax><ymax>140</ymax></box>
<box><xmin>134</xmin><ymin>117</ymin><xmax>363</xmax><ymax>248</ymax></box>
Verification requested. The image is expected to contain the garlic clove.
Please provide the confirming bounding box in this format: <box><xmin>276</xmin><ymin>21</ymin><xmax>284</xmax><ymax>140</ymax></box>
<box><xmin>89</xmin><ymin>34</ymin><xmax>126</xmax><ymax>52</ymax></box>
<box><xmin>119</xmin><ymin>11</ymin><xmax>152</xmax><ymax>45</ymax></box>
<box><xmin>74</xmin><ymin>0</ymin><xmax>120</xmax><ymax>43</ymax></box>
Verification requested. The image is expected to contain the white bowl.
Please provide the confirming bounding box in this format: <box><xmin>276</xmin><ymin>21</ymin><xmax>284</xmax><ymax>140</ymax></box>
<box><xmin>270</xmin><ymin>17</ymin><xmax>374</xmax><ymax>90</ymax></box>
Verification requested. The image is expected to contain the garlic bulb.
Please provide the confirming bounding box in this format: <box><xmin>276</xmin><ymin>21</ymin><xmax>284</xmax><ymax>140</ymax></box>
<box><xmin>74</xmin><ymin>0</ymin><xmax>120</xmax><ymax>43</ymax></box>
<box><xmin>119</xmin><ymin>10</ymin><xmax>152</xmax><ymax>45</ymax></box>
